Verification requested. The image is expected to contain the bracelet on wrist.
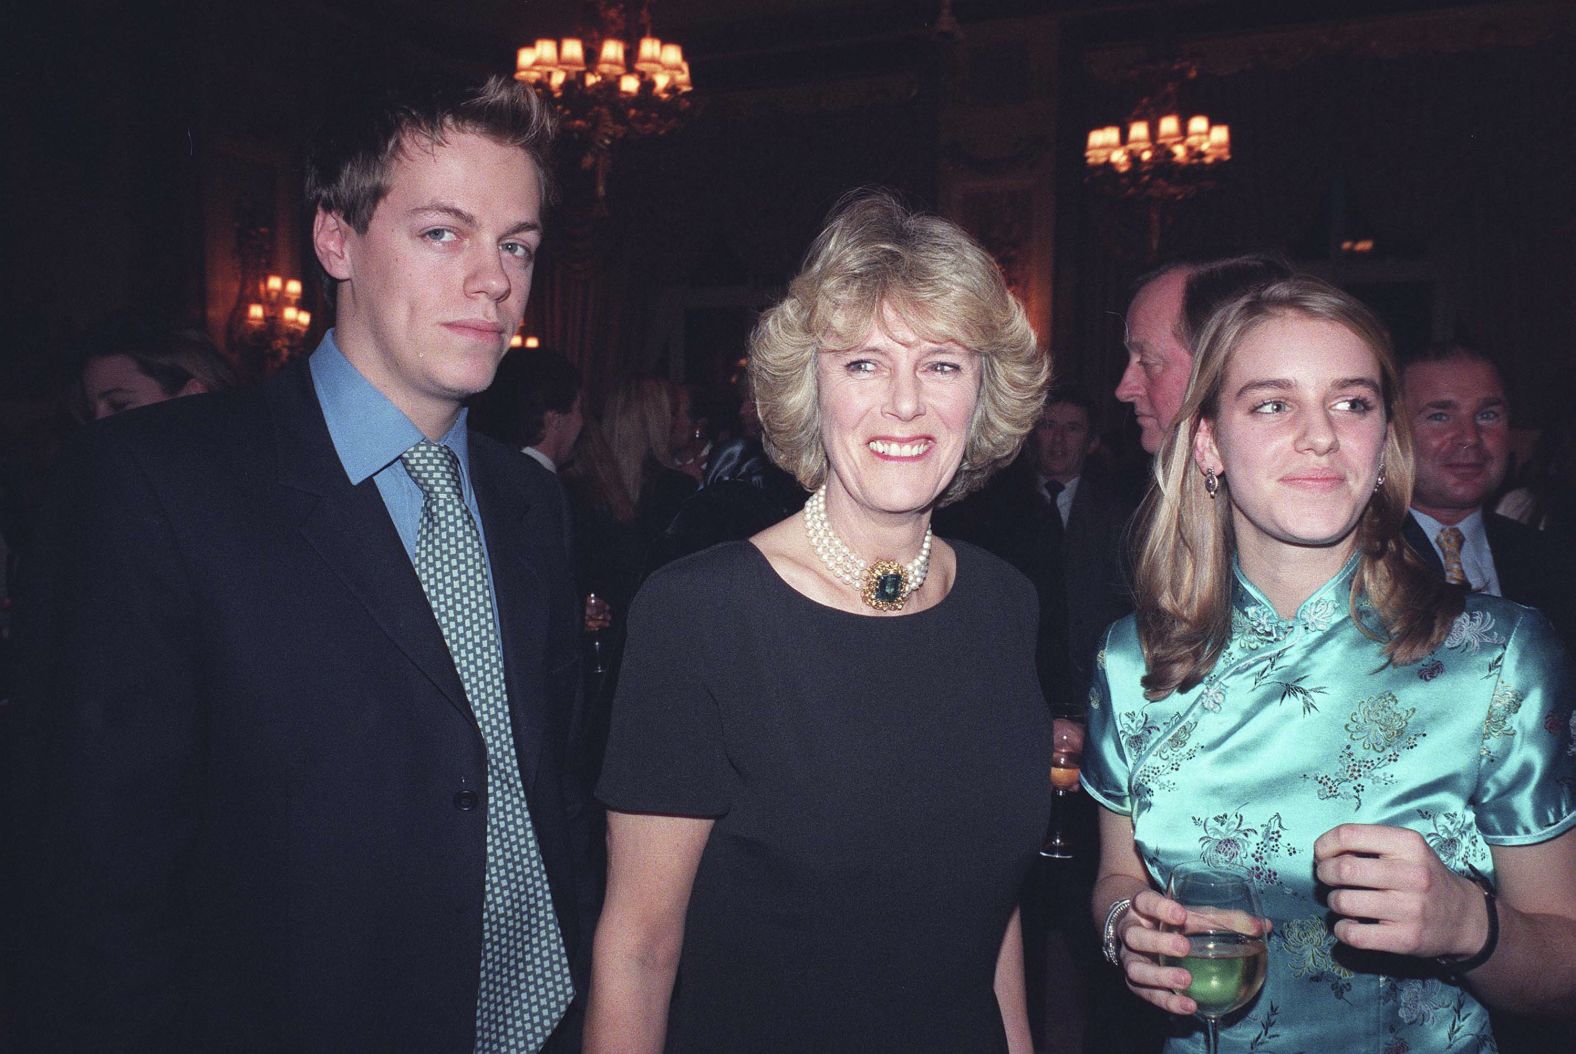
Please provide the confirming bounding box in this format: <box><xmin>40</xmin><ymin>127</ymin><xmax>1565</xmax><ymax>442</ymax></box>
<box><xmin>1435</xmin><ymin>863</ymin><xmax>1498</xmax><ymax>975</ymax></box>
<box><xmin>1102</xmin><ymin>898</ymin><xmax>1134</xmax><ymax>968</ymax></box>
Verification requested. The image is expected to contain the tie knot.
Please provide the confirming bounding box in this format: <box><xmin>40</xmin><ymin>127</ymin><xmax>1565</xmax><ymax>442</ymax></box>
<box><xmin>1437</xmin><ymin>526</ymin><xmax>1465</xmax><ymax>551</ymax></box>
<box><xmin>401</xmin><ymin>440</ymin><xmax>464</xmax><ymax>502</ymax></box>
<box><xmin>1041</xmin><ymin>478</ymin><xmax>1065</xmax><ymax>503</ymax></box>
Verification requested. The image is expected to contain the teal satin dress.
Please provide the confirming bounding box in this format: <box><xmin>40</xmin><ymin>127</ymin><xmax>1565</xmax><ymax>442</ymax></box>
<box><xmin>1083</xmin><ymin>555</ymin><xmax>1576</xmax><ymax>1053</ymax></box>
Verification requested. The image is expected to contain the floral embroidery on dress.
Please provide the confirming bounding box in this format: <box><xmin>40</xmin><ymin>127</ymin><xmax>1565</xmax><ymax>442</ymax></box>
<box><xmin>1300</xmin><ymin>596</ymin><xmax>1339</xmax><ymax>632</ymax></box>
<box><xmin>1346</xmin><ymin>692</ymin><xmax>1417</xmax><ymax>751</ymax></box>
<box><xmin>1133</xmin><ymin>718</ymin><xmax>1200</xmax><ymax>809</ymax></box>
<box><xmin>1192</xmin><ymin>811</ymin><xmax>1298</xmax><ymax>891</ymax></box>
<box><xmin>1304</xmin><ymin>692</ymin><xmax>1425</xmax><ymax>808</ymax></box>
<box><xmin>1386</xmin><ymin>979</ymin><xmax>1496</xmax><ymax>1052</ymax></box>
<box><xmin>1418</xmin><ymin>659</ymin><xmax>1444</xmax><ymax>682</ymax></box>
<box><xmin>1242</xmin><ymin>605</ymin><xmax>1290</xmax><ymax>647</ymax></box>
<box><xmin>1277</xmin><ymin>917</ymin><xmax>1352</xmax><ymax>1000</ymax></box>
<box><xmin>1418</xmin><ymin>809</ymin><xmax>1487</xmax><ymax>870</ymax></box>
<box><xmin>1444</xmin><ymin>611</ymin><xmax>1506</xmax><ymax>653</ymax></box>
<box><xmin>1117</xmin><ymin>710</ymin><xmax>1160</xmax><ymax>758</ymax></box>
<box><xmin>1394</xmin><ymin>979</ymin><xmax>1453</xmax><ymax>1025</ymax></box>
<box><xmin>1200</xmin><ymin>679</ymin><xmax>1226</xmax><ymax>713</ymax></box>
<box><xmin>1480</xmin><ymin>684</ymin><xmax>1524</xmax><ymax>760</ymax></box>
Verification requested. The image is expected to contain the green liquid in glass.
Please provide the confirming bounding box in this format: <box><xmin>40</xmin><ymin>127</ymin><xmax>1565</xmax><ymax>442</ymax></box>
<box><xmin>1160</xmin><ymin>931</ymin><xmax>1267</xmax><ymax>1018</ymax></box>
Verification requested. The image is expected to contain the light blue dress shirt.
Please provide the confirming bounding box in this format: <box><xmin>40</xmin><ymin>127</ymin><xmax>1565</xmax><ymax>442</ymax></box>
<box><xmin>308</xmin><ymin>330</ymin><xmax>497</xmax><ymax>584</ymax></box>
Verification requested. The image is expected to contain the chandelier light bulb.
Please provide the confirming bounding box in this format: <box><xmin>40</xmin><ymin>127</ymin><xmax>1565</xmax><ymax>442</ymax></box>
<box><xmin>559</xmin><ymin>38</ymin><xmax>587</xmax><ymax>72</ymax></box>
<box><xmin>597</xmin><ymin>38</ymin><xmax>626</xmax><ymax>76</ymax></box>
<box><xmin>636</xmin><ymin>36</ymin><xmax>663</xmax><ymax>73</ymax></box>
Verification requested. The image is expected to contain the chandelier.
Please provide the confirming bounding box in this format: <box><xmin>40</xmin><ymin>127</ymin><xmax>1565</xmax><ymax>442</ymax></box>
<box><xmin>1083</xmin><ymin>62</ymin><xmax>1232</xmax><ymax>254</ymax></box>
<box><xmin>515</xmin><ymin>1</ymin><xmax>694</xmax><ymax>204</ymax></box>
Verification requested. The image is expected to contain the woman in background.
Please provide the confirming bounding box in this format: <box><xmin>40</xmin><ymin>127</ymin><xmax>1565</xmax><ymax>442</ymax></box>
<box><xmin>77</xmin><ymin>319</ymin><xmax>237</xmax><ymax>421</ymax></box>
<box><xmin>602</xmin><ymin>376</ymin><xmax>699</xmax><ymax>544</ymax></box>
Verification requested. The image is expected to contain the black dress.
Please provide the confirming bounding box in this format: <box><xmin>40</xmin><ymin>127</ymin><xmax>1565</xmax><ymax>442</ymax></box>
<box><xmin>596</xmin><ymin>540</ymin><xmax>1053</xmax><ymax>1053</ymax></box>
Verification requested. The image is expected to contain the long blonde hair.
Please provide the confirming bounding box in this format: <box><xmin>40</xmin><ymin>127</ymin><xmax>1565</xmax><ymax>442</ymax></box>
<box><xmin>603</xmin><ymin>377</ymin><xmax>681</xmax><ymax>512</ymax></box>
<box><xmin>1134</xmin><ymin>275</ymin><xmax>1462</xmax><ymax>699</ymax></box>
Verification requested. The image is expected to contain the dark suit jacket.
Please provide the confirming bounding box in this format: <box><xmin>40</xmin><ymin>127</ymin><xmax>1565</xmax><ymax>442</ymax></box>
<box><xmin>9</xmin><ymin>360</ymin><xmax>594</xmax><ymax>1052</ymax></box>
<box><xmin>1403</xmin><ymin>510</ymin><xmax>1576</xmax><ymax>653</ymax></box>
<box><xmin>1061</xmin><ymin>471</ymin><xmax>1137</xmax><ymax>704</ymax></box>
<box><xmin>935</xmin><ymin>454</ymin><xmax>1074</xmax><ymax>714</ymax></box>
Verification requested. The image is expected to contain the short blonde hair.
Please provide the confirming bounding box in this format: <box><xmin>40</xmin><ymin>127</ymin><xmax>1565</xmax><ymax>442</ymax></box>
<box><xmin>747</xmin><ymin>190</ymin><xmax>1047</xmax><ymax>505</ymax></box>
<box><xmin>1135</xmin><ymin>274</ymin><xmax>1462</xmax><ymax>699</ymax></box>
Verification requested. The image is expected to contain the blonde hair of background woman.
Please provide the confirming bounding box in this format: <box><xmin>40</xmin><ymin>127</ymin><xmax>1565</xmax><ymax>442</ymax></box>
<box><xmin>603</xmin><ymin>376</ymin><xmax>682</xmax><ymax>513</ymax></box>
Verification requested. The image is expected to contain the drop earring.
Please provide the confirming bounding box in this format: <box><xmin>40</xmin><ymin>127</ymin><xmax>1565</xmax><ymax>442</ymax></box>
<box><xmin>1204</xmin><ymin>469</ymin><xmax>1220</xmax><ymax>498</ymax></box>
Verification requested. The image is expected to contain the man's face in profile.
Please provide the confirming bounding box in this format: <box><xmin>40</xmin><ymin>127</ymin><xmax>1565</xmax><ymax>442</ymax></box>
<box><xmin>1116</xmin><ymin>267</ymin><xmax>1193</xmax><ymax>454</ymax></box>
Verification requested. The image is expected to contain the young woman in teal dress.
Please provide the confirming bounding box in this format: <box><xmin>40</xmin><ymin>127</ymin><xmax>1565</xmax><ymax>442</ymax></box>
<box><xmin>1084</xmin><ymin>276</ymin><xmax>1576</xmax><ymax>1052</ymax></box>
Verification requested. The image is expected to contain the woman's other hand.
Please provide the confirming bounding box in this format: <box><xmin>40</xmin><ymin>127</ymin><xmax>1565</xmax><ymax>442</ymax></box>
<box><xmin>1313</xmin><ymin>822</ymin><xmax>1488</xmax><ymax>960</ymax></box>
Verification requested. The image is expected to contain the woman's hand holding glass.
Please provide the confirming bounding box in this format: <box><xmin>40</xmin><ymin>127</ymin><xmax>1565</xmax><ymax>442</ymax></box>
<box><xmin>1313</xmin><ymin>823</ymin><xmax>1489</xmax><ymax>960</ymax></box>
<box><xmin>1113</xmin><ymin>889</ymin><xmax>1204</xmax><ymax>1016</ymax></box>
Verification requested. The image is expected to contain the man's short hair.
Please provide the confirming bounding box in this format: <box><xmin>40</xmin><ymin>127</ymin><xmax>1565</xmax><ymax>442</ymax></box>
<box><xmin>1178</xmin><ymin>252</ymin><xmax>1294</xmax><ymax>352</ymax></box>
<box><xmin>1401</xmin><ymin>341</ymin><xmax>1502</xmax><ymax>377</ymax></box>
<box><xmin>1044</xmin><ymin>384</ymin><xmax>1096</xmax><ymax>419</ymax></box>
<box><xmin>471</xmin><ymin>349</ymin><xmax>581</xmax><ymax>449</ymax></box>
<box><xmin>304</xmin><ymin>74</ymin><xmax>556</xmax><ymax>237</ymax></box>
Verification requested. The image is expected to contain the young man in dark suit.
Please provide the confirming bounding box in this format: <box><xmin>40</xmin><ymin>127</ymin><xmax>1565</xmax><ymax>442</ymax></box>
<box><xmin>10</xmin><ymin>76</ymin><xmax>595</xmax><ymax>1052</ymax></box>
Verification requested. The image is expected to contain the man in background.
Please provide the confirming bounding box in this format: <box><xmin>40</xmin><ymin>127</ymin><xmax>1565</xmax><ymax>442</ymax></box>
<box><xmin>473</xmin><ymin>347</ymin><xmax>584</xmax><ymax>474</ymax></box>
<box><xmin>1116</xmin><ymin>253</ymin><xmax>1293</xmax><ymax>454</ymax></box>
<box><xmin>1401</xmin><ymin>344</ymin><xmax>1574</xmax><ymax>649</ymax></box>
<box><xmin>1030</xmin><ymin>387</ymin><xmax>1133</xmax><ymax>707</ymax></box>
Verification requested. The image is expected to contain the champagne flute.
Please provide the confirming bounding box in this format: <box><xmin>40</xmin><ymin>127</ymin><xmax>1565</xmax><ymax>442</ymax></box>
<box><xmin>1039</xmin><ymin>718</ymin><xmax>1085</xmax><ymax>859</ymax></box>
<box><xmin>1157</xmin><ymin>863</ymin><xmax>1269</xmax><ymax>1054</ymax></box>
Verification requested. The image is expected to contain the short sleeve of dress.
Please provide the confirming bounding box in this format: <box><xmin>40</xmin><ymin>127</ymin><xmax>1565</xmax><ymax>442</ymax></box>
<box><xmin>1474</xmin><ymin>606</ymin><xmax>1576</xmax><ymax>845</ymax></box>
<box><xmin>595</xmin><ymin>557</ymin><xmax>739</xmax><ymax>817</ymax></box>
<box><xmin>1081</xmin><ymin>623</ymin><xmax>1133</xmax><ymax>816</ymax></box>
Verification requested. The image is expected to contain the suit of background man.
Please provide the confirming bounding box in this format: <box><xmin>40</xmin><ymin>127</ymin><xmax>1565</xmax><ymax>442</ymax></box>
<box><xmin>8</xmin><ymin>77</ymin><xmax>594</xmax><ymax>1052</ymax></box>
<box><xmin>1032</xmin><ymin>390</ymin><xmax>1134</xmax><ymax>708</ymax></box>
<box><xmin>1400</xmin><ymin>345</ymin><xmax>1575</xmax><ymax>653</ymax></box>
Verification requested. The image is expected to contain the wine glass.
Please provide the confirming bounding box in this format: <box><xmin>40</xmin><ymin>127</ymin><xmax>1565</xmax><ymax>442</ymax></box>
<box><xmin>1039</xmin><ymin>718</ymin><xmax>1085</xmax><ymax>859</ymax></box>
<box><xmin>1158</xmin><ymin>863</ymin><xmax>1269</xmax><ymax>1054</ymax></box>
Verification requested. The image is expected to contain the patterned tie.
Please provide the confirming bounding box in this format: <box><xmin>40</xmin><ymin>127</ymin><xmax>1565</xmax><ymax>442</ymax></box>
<box><xmin>1437</xmin><ymin>526</ymin><xmax>1468</xmax><ymax>586</ymax></box>
<box><xmin>400</xmin><ymin>440</ymin><xmax>573</xmax><ymax>1053</ymax></box>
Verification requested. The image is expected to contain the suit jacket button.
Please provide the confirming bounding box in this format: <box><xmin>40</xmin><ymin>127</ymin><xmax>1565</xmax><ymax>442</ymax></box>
<box><xmin>454</xmin><ymin>790</ymin><xmax>480</xmax><ymax>811</ymax></box>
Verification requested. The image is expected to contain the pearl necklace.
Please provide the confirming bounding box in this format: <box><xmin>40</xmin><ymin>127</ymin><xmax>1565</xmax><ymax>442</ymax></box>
<box><xmin>803</xmin><ymin>484</ymin><xmax>932</xmax><ymax>612</ymax></box>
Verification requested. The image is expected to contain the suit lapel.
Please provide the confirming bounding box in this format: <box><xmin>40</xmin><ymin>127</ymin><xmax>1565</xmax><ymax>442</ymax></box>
<box><xmin>1402</xmin><ymin>512</ymin><xmax>1445</xmax><ymax>575</ymax></box>
<box><xmin>268</xmin><ymin>362</ymin><xmax>474</xmax><ymax>723</ymax></box>
<box><xmin>471</xmin><ymin>442</ymin><xmax>549</xmax><ymax>794</ymax></box>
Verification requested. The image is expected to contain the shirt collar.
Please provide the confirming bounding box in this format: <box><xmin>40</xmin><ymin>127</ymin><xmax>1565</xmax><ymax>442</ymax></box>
<box><xmin>522</xmin><ymin>445</ymin><xmax>556</xmax><ymax>473</ymax></box>
<box><xmin>1231</xmin><ymin>548</ymin><xmax>1361</xmax><ymax>636</ymax></box>
<box><xmin>1410</xmin><ymin>506</ymin><xmax>1487</xmax><ymax>549</ymax></box>
<box><xmin>308</xmin><ymin>329</ymin><xmax>472</xmax><ymax>486</ymax></box>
